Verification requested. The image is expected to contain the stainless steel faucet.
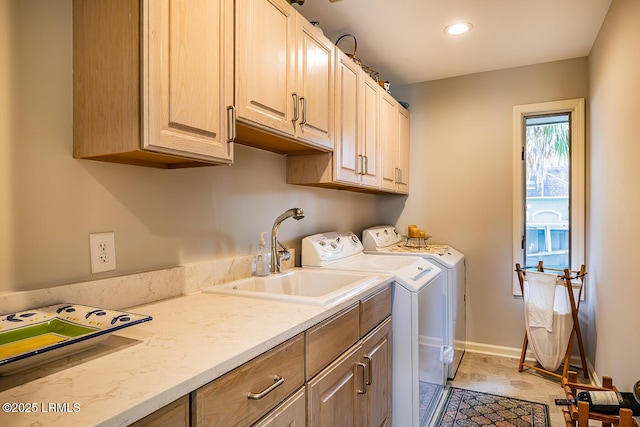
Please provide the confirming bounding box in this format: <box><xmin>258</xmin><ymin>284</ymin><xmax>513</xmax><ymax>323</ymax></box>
<box><xmin>271</xmin><ymin>208</ymin><xmax>305</xmax><ymax>273</ymax></box>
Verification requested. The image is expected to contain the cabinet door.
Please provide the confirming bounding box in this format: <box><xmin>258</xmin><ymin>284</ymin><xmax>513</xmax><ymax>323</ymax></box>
<box><xmin>379</xmin><ymin>91</ymin><xmax>398</xmax><ymax>192</ymax></box>
<box><xmin>144</xmin><ymin>0</ymin><xmax>233</xmax><ymax>162</ymax></box>
<box><xmin>396</xmin><ymin>106</ymin><xmax>410</xmax><ymax>194</ymax></box>
<box><xmin>236</xmin><ymin>0</ymin><xmax>296</xmax><ymax>136</ymax></box>
<box><xmin>307</xmin><ymin>344</ymin><xmax>364</xmax><ymax>427</ymax></box>
<box><xmin>334</xmin><ymin>49</ymin><xmax>361</xmax><ymax>185</ymax></box>
<box><xmin>361</xmin><ymin>318</ymin><xmax>392</xmax><ymax>427</ymax></box>
<box><xmin>361</xmin><ymin>77</ymin><xmax>380</xmax><ymax>188</ymax></box>
<box><xmin>296</xmin><ymin>18</ymin><xmax>334</xmax><ymax>149</ymax></box>
<box><xmin>253</xmin><ymin>388</ymin><xmax>306</xmax><ymax>427</ymax></box>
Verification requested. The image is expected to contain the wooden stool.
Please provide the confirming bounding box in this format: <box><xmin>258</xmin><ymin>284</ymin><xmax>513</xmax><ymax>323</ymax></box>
<box><xmin>562</xmin><ymin>371</ymin><xmax>637</xmax><ymax>427</ymax></box>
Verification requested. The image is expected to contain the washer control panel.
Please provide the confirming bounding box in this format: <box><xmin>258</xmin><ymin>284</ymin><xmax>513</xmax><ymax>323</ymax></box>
<box><xmin>301</xmin><ymin>231</ymin><xmax>363</xmax><ymax>266</ymax></box>
<box><xmin>362</xmin><ymin>225</ymin><xmax>402</xmax><ymax>250</ymax></box>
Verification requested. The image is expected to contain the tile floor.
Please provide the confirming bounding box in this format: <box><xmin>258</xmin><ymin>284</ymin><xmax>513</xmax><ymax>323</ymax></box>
<box><xmin>446</xmin><ymin>352</ymin><xmax>587</xmax><ymax>427</ymax></box>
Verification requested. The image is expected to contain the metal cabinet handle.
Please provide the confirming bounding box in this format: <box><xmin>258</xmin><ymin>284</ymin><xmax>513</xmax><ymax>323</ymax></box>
<box><xmin>364</xmin><ymin>355</ymin><xmax>373</xmax><ymax>385</ymax></box>
<box><xmin>292</xmin><ymin>93</ymin><xmax>299</xmax><ymax>122</ymax></box>
<box><xmin>364</xmin><ymin>156</ymin><xmax>369</xmax><ymax>176</ymax></box>
<box><xmin>226</xmin><ymin>105</ymin><xmax>236</xmax><ymax>144</ymax></box>
<box><xmin>395</xmin><ymin>167</ymin><xmax>403</xmax><ymax>184</ymax></box>
<box><xmin>299</xmin><ymin>96</ymin><xmax>307</xmax><ymax>125</ymax></box>
<box><xmin>358</xmin><ymin>155</ymin><xmax>364</xmax><ymax>175</ymax></box>
<box><xmin>247</xmin><ymin>375</ymin><xmax>284</xmax><ymax>400</ymax></box>
<box><xmin>356</xmin><ymin>362</ymin><xmax>367</xmax><ymax>394</ymax></box>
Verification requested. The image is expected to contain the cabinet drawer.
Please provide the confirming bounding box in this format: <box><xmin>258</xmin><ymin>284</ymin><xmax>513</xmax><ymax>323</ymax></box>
<box><xmin>306</xmin><ymin>303</ymin><xmax>359</xmax><ymax>379</ymax></box>
<box><xmin>360</xmin><ymin>285</ymin><xmax>391</xmax><ymax>336</ymax></box>
<box><xmin>130</xmin><ymin>395</ymin><xmax>189</xmax><ymax>427</ymax></box>
<box><xmin>192</xmin><ymin>333</ymin><xmax>304</xmax><ymax>427</ymax></box>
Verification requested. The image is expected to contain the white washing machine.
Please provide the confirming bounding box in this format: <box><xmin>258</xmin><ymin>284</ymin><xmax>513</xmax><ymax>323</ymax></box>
<box><xmin>302</xmin><ymin>231</ymin><xmax>447</xmax><ymax>427</ymax></box>
<box><xmin>362</xmin><ymin>225</ymin><xmax>466</xmax><ymax>380</ymax></box>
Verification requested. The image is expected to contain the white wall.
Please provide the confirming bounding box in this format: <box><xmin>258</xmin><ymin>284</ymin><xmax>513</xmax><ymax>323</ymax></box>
<box><xmin>588</xmin><ymin>0</ymin><xmax>640</xmax><ymax>390</ymax></box>
<box><xmin>381</xmin><ymin>59</ymin><xmax>589</xmax><ymax>351</ymax></box>
<box><xmin>0</xmin><ymin>0</ymin><xmax>378</xmax><ymax>293</ymax></box>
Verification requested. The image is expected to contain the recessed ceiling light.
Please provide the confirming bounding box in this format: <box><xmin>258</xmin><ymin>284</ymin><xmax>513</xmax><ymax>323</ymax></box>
<box><xmin>444</xmin><ymin>22</ymin><xmax>473</xmax><ymax>35</ymax></box>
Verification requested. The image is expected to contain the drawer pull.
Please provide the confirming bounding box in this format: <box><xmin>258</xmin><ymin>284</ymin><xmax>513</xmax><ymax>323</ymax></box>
<box><xmin>247</xmin><ymin>375</ymin><xmax>284</xmax><ymax>400</ymax></box>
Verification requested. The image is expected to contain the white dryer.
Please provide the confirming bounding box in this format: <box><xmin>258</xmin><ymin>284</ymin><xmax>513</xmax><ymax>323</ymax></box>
<box><xmin>302</xmin><ymin>231</ymin><xmax>447</xmax><ymax>427</ymax></box>
<box><xmin>362</xmin><ymin>225</ymin><xmax>466</xmax><ymax>379</ymax></box>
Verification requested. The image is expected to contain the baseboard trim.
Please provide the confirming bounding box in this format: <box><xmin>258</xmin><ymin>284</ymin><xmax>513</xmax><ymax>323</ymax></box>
<box><xmin>464</xmin><ymin>341</ymin><xmax>596</xmax><ymax>382</ymax></box>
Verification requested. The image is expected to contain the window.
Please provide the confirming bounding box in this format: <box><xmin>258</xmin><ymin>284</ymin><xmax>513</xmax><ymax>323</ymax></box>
<box><xmin>512</xmin><ymin>99</ymin><xmax>585</xmax><ymax>295</ymax></box>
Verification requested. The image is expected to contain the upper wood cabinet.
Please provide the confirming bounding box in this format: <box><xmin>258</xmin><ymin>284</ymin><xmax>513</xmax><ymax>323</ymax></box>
<box><xmin>380</xmin><ymin>90</ymin><xmax>410</xmax><ymax>193</ymax></box>
<box><xmin>73</xmin><ymin>0</ymin><xmax>234</xmax><ymax>168</ymax></box>
<box><xmin>235</xmin><ymin>0</ymin><xmax>334</xmax><ymax>154</ymax></box>
<box><xmin>333</xmin><ymin>50</ymin><xmax>380</xmax><ymax>189</ymax></box>
<box><xmin>396</xmin><ymin>106</ymin><xmax>411</xmax><ymax>194</ymax></box>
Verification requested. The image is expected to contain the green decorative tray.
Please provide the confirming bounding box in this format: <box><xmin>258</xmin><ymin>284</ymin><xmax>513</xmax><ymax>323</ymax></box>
<box><xmin>0</xmin><ymin>303</ymin><xmax>152</xmax><ymax>375</ymax></box>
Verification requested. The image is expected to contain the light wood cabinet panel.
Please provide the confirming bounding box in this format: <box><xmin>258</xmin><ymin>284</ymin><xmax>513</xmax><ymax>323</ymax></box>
<box><xmin>235</xmin><ymin>0</ymin><xmax>334</xmax><ymax>154</ymax></box>
<box><xmin>360</xmin><ymin>285</ymin><xmax>392</xmax><ymax>337</ymax></box>
<box><xmin>144</xmin><ymin>0</ymin><xmax>234</xmax><ymax>162</ymax></box>
<box><xmin>334</xmin><ymin>49</ymin><xmax>361</xmax><ymax>185</ymax></box>
<box><xmin>236</xmin><ymin>0</ymin><xmax>296</xmax><ymax>136</ymax></box>
<box><xmin>130</xmin><ymin>395</ymin><xmax>189</xmax><ymax>427</ymax></box>
<box><xmin>379</xmin><ymin>90</ymin><xmax>410</xmax><ymax>193</ymax></box>
<box><xmin>285</xmin><ymin>51</ymin><xmax>385</xmax><ymax>193</ymax></box>
<box><xmin>295</xmin><ymin>18</ymin><xmax>334</xmax><ymax>149</ymax></box>
<box><xmin>307</xmin><ymin>314</ymin><xmax>392</xmax><ymax>427</ymax></box>
<box><xmin>379</xmin><ymin>90</ymin><xmax>398</xmax><ymax>192</ymax></box>
<box><xmin>361</xmin><ymin>318</ymin><xmax>392</xmax><ymax>427</ymax></box>
<box><xmin>252</xmin><ymin>387</ymin><xmax>306</xmax><ymax>427</ymax></box>
<box><xmin>396</xmin><ymin>106</ymin><xmax>410</xmax><ymax>194</ymax></box>
<box><xmin>307</xmin><ymin>343</ymin><xmax>364</xmax><ymax>427</ymax></box>
<box><xmin>306</xmin><ymin>303</ymin><xmax>360</xmax><ymax>380</ymax></box>
<box><xmin>192</xmin><ymin>334</ymin><xmax>304</xmax><ymax>427</ymax></box>
<box><xmin>361</xmin><ymin>76</ymin><xmax>381</xmax><ymax>188</ymax></box>
<box><xmin>73</xmin><ymin>0</ymin><xmax>233</xmax><ymax>168</ymax></box>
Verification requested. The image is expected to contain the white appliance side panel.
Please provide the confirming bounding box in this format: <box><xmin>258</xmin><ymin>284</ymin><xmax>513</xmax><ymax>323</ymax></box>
<box><xmin>391</xmin><ymin>283</ymin><xmax>420</xmax><ymax>427</ymax></box>
<box><xmin>418</xmin><ymin>272</ymin><xmax>447</xmax><ymax>387</ymax></box>
<box><xmin>426</xmin><ymin>254</ymin><xmax>467</xmax><ymax>379</ymax></box>
<box><xmin>451</xmin><ymin>257</ymin><xmax>466</xmax><ymax>377</ymax></box>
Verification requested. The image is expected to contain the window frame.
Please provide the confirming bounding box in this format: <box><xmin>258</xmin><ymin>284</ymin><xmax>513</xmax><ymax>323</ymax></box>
<box><xmin>512</xmin><ymin>98</ymin><xmax>585</xmax><ymax>295</ymax></box>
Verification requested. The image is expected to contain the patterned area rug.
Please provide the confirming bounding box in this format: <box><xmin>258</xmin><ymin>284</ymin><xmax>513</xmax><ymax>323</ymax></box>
<box><xmin>434</xmin><ymin>387</ymin><xmax>549</xmax><ymax>427</ymax></box>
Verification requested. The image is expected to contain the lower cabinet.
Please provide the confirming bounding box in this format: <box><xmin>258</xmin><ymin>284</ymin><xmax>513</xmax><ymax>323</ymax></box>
<box><xmin>253</xmin><ymin>387</ymin><xmax>306</xmax><ymax>427</ymax></box>
<box><xmin>191</xmin><ymin>334</ymin><xmax>305</xmax><ymax>426</ymax></box>
<box><xmin>307</xmin><ymin>317</ymin><xmax>391</xmax><ymax>427</ymax></box>
<box><xmin>130</xmin><ymin>285</ymin><xmax>391</xmax><ymax>427</ymax></box>
<box><xmin>129</xmin><ymin>395</ymin><xmax>190</xmax><ymax>427</ymax></box>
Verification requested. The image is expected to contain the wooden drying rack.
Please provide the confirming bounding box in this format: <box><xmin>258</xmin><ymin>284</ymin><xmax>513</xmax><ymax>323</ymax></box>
<box><xmin>515</xmin><ymin>261</ymin><xmax>589</xmax><ymax>380</ymax></box>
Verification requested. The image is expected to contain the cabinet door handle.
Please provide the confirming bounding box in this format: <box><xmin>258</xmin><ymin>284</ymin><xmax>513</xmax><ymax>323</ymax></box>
<box><xmin>364</xmin><ymin>156</ymin><xmax>369</xmax><ymax>176</ymax></box>
<box><xmin>299</xmin><ymin>96</ymin><xmax>307</xmax><ymax>126</ymax></box>
<box><xmin>358</xmin><ymin>155</ymin><xmax>364</xmax><ymax>175</ymax></box>
<box><xmin>226</xmin><ymin>105</ymin><xmax>236</xmax><ymax>144</ymax></box>
<box><xmin>364</xmin><ymin>355</ymin><xmax>373</xmax><ymax>385</ymax></box>
<box><xmin>395</xmin><ymin>167</ymin><xmax>402</xmax><ymax>184</ymax></box>
<box><xmin>292</xmin><ymin>93</ymin><xmax>299</xmax><ymax>122</ymax></box>
<box><xmin>247</xmin><ymin>375</ymin><xmax>284</xmax><ymax>400</ymax></box>
<box><xmin>356</xmin><ymin>362</ymin><xmax>367</xmax><ymax>394</ymax></box>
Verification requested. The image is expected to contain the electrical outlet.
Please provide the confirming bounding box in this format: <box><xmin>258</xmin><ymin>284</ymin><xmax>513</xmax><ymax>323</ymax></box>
<box><xmin>89</xmin><ymin>232</ymin><xmax>116</xmax><ymax>274</ymax></box>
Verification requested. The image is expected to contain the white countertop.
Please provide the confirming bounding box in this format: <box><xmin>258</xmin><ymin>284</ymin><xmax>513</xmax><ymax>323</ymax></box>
<box><xmin>0</xmin><ymin>275</ymin><xmax>393</xmax><ymax>426</ymax></box>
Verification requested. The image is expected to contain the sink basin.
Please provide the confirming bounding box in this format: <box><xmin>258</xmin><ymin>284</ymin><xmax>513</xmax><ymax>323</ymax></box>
<box><xmin>202</xmin><ymin>269</ymin><xmax>380</xmax><ymax>306</ymax></box>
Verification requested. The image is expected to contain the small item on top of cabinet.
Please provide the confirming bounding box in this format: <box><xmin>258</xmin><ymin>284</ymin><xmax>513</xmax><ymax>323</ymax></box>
<box><xmin>256</xmin><ymin>232</ymin><xmax>271</xmax><ymax>277</ymax></box>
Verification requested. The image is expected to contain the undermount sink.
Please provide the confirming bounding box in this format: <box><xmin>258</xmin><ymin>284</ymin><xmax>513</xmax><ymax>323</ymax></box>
<box><xmin>202</xmin><ymin>269</ymin><xmax>380</xmax><ymax>306</ymax></box>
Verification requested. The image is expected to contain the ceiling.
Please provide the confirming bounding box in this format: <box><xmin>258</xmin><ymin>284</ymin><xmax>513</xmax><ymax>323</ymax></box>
<box><xmin>293</xmin><ymin>0</ymin><xmax>612</xmax><ymax>86</ymax></box>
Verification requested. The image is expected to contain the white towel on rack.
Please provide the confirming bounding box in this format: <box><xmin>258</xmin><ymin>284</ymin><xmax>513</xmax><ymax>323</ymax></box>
<box><xmin>524</xmin><ymin>271</ymin><xmax>558</xmax><ymax>332</ymax></box>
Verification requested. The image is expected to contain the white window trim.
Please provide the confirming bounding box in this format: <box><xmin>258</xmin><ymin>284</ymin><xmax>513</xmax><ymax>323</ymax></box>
<box><xmin>512</xmin><ymin>98</ymin><xmax>585</xmax><ymax>295</ymax></box>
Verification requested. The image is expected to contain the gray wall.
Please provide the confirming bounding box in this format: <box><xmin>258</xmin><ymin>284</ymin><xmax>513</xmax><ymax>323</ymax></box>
<box><xmin>383</xmin><ymin>58</ymin><xmax>589</xmax><ymax>352</ymax></box>
<box><xmin>0</xmin><ymin>0</ymin><xmax>378</xmax><ymax>293</ymax></box>
<box><xmin>588</xmin><ymin>0</ymin><xmax>640</xmax><ymax>390</ymax></box>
